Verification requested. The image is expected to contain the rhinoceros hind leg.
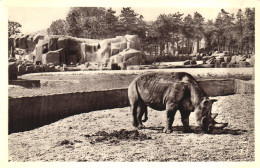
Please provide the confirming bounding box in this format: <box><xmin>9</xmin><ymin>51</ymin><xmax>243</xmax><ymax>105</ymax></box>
<box><xmin>141</xmin><ymin>105</ymin><xmax>148</xmax><ymax>122</ymax></box>
<box><xmin>131</xmin><ymin>101</ymin><xmax>147</xmax><ymax>129</ymax></box>
<box><xmin>130</xmin><ymin>103</ymin><xmax>139</xmax><ymax>127</ymax></box>
<box><xmin>136</xmin><ymin>102</ymin><xmax>147</xmax><ymax>129</ymax></box>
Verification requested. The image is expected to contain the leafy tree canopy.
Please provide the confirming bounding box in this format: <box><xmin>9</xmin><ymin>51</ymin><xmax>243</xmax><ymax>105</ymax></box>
<box><xmin>8</xmin><ymin>20</ymin><xmax>22</xmax><ymax>37</ymax></box>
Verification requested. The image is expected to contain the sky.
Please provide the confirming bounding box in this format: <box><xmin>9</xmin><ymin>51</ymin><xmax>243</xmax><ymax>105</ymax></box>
<box><xmin>8</xmin><ymin>7</ymin><xmax>70</xmax><ymax>34</ymax></box>
<box><xmin>8</xmin><ymin>6</ymin><xmax>242</xmax><ymax>35</ymax></box>
<box><xmin>7</xmin><ymin>0</ymin><xmax>256</xmax><ymax>34</ymax></box>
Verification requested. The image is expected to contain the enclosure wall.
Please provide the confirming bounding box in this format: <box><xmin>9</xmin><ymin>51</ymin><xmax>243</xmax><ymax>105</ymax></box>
<box><xmin>9</xmin><ymin>78</ymin><xmax>253</xmax><ymax>134</ymax></box>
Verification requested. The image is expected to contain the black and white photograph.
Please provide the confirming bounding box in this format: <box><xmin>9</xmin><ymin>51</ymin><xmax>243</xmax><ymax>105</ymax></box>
<box><xmin>1</xmin><ymin>0</ymin><xmax>258</xmax><ymax>167</ymax></box>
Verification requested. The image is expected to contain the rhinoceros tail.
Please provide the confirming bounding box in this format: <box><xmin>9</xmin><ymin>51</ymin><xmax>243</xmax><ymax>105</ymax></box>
<box><xmin>128</xmin><ymin>79</ymin><xmax>139</xmax><ymax>105</ymax></box>
<box><xmin>128</xmin><ymin>77</ymin><xmax>148</xmax><ymax>123</ymax></box>
<box><xmin>135</xmin><ymin>80</ymin><xmax>148</xmax><ymax>123</ymax></box>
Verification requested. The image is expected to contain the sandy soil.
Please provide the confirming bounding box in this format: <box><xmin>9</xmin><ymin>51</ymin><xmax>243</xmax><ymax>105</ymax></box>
<box><xmin>8</xmin><ymin>94</ymin><xmax>254</xmax><ymax>162</ymax></box>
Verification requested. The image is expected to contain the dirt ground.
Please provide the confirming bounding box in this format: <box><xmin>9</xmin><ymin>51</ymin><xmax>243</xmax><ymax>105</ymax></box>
<box><xmin>8</xmin><ymin>93</ymin><xmax>254</xmax><ymax>162</ymax></box>
<box><xmin>9</xmin><ymin>68</ymin><xmax>253</xmax><ymax>98</ymax></box>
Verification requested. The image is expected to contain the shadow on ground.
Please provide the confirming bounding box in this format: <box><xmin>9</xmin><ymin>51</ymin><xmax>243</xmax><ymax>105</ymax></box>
<box><xmin>144</xmin><ymin>126</ymin><xmax>247</xmax><ymax>135</ymax></box>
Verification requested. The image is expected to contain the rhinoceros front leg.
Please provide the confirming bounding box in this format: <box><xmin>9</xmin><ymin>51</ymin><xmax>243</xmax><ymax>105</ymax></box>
<box><xmin>163</xmin><ymin>103</ymin><xmax>178</xmax><ymax>134</ymax></box>
<box><xmin>180</xmin><ymin>109</ymin><xmax>194</xmax><ymax>133</ymax></box>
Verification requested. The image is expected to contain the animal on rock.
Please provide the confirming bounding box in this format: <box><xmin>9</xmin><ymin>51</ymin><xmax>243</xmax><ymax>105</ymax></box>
<box><xmin>128</xmin><ymin>72</ymin><xmax>228</xmax><ymax>134</ymax></box>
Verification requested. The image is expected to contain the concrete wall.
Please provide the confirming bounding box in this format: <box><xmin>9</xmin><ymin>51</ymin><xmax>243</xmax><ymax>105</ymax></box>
<box><xmin>9</xmin><ymin>80</ymin><xmax>41</xmax><ymax>88</ymax></box>
<box><xmin>234</xmin><ymin>79</ymin><xmax>254</xmax><ymax>94</ymax></box>
<box><xmin>198</xmin><ymin>79</ymin><xmax>235</xmax><ymax>97</ymax></box>
<box><xmin>9</xmin><ymin>89</ymin><xmax>129</xmax><ymax>134</ymax></box>
<box><xmin>9</xmin><ymin>79</ymin><xmax>254</xmax><ymax>134</ymax></box>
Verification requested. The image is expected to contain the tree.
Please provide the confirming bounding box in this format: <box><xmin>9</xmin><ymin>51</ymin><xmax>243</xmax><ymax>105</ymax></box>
<box><xmin>47</xmin><ymin>19</ymin><xmax>68</xmax><ymax>35</ymax></box>
<box><xmin>66</xmin><ymin>8</ymin><xmax>82</xmax><ymax>37</ymax></box>
<box><xmin>232</xmin><ymin>8</ymin><xmax>255</xmax><ymax>55</ymax></box>
<box><xmin>153</xmin><ymin>14</ymin><xmax>171</xmax><ymax>57</ymax></box>
<box><xmin>234</xmin><ymin>9</ymin><xmax>244</xmax><ymax>53</ymax></box>
<box><xmin>215</xmin><ymin>13</ymin><xmax>224</xmax><ymax>51</ymax></box>
<box><xmin>118</xmin><ymin>7</ymin><xmax>147</xmax><ymax>50</ymax></box>
<box><xmin>143</xmin><ymin>21</ymin><xmax>160</xmax><ymax>56</ymax></box>
<box><xmin>133</xmin><ymin>14</ymin><xmax>148</xmax><ymax>40</ymax></box>
<box><xmin>203</xmin><ymin>19</ymin><xmax>218</xmax><ymax>53</ymax></box>
<box><xmin>243</xmin><ymin>8</ymin><xmax>255</xmax><ymax>54</ymax></box>
<box><xmin>182</xmin><ymin>14</ymin><xmax>194</xmax><ymax>53</ymax></box>
<box><xmin>8</xmin><ymin>20</ymin><xmax>22</xmax><ymax>37</ymax></box>
<box><xmin>62</xmin><ymin>7</ymin><xmax>254</xmax><ymax>57</ymax></box>
<box><xmin>78</xmin><ymin>7</ymin><xmax>107</xmax><ymax>38</ymax></box>
<box><xmin>221</xmin><ymin>9</ymin><xmax>235</xmax><ymax>52</ymax></box>
<box><xmin>66</xmin><ymin>7</ymin><xmax>125</xmax><ymax>39</ymax></box>
<box><xmin>193</xmin><ymin>12</ymin><xmax>204</xmax><ymax>53</ymax></box>
<box><xmin>214</xmin><ymin>9</ymin><xmax>235</xmax><ymax>52</ymax></box>
<box><xmin>148</xmin><ymin>13</ymin><xmax>184</xmax><ymax>56</ymax></box>
<box><xmin>119</xmin><ymin>7</ymin><xmax>139</xmax><ymax>35</ymax></box>
<box><xmin>169</xmin><ymin>12</ymin><xmax>184</xmax><ymax>55</ymax></box>
<box><xmin>103</xmin><ymin>8</ymin><xmax>119</xmax><ymax>38</ymax></box>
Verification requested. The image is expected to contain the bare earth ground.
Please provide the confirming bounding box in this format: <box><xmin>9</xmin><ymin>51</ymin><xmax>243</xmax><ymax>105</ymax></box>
<box><xmin>8</xmin><ymin>94</ymin><xmax>254</xmax><ymax>162</ymax></box>
<box><xmin>9</xmin><ymin>68</ymin><xmax>253</xmax><ymax>98</ymax></box>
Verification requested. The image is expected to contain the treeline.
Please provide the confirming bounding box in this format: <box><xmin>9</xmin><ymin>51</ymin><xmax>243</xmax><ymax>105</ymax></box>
<box><xmin>47</xmin><ymin>7</ymin><xmax>255</xmax><ymax>56</ymax></box>
<box><xmin>48</xmin><ymin>7</ymin><xmax>146</xmax><ymax>39</ymax></box>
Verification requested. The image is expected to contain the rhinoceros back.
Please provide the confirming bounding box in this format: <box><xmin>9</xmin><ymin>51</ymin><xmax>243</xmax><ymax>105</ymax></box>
<box><xmin>133</xmin><ymin>72</ymin><xmax>200</xmax><ymax>110</ymax></box>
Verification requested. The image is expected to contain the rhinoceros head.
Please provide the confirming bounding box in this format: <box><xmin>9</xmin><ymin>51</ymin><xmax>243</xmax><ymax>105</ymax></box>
<box><xmin>195</xmin><ymin>98</ymin><xmax>228</xmax><ymax>133</ymax></box>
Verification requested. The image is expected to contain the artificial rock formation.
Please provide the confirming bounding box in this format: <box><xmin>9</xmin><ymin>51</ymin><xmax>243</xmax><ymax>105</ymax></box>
<box><xmin>42</xmin><ymin>51</ymin><xmax>60</xmax><ymax>65</ymax></box>
<box><xmin>9</xmin><ymin>34</ymin><xmax>144</xmax><ymax>70</ymax></box>
<box><xmin>8</xmin><ymin>62</ymin><xmax>17</xmax><ymax>80</ymax></box>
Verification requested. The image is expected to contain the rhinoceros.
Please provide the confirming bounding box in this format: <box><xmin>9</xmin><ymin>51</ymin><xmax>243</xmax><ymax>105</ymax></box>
<box><xmin>128</xmin><ymin>72</ymin><xmax>228</xmax><ymax>134</ymax></box>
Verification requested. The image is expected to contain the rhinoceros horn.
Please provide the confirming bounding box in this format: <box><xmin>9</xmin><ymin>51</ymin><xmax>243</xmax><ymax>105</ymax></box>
<box><xmin>201</xmin><ymin>113</ymin><xmax>228</xmax><ymax>133</ymax></box>
<box><xmin>211</xmin><ymin>113</ymin><xmax>218</xmax><ymax>120</ymax></box>
<box><xmin>213</xmin><ymin>122</ymin><xmax>228</xmax><ymax>129</ymax></box>
<box><xmin>210</xmin><ymin>113</ymin><xmax>228</xmax><ymax>129</ymax></box>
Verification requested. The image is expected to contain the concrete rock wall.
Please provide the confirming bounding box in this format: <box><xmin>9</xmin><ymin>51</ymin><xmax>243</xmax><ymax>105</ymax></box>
<box><xmin>9</xmin><ymin>79</ymin><xmax>40</xmax><ymax>88</ymax></box>
<box><xmin>235</xmin><ymin>79</ymin><xmax>254</xmax><ymax>94</ymax></box>
<box><xmin>198</xmin><ymin>79</ymin><xmax>235</xmax><ymax>97</ymax></box>
<box><xmin>9</xmin><ymin>89</ymin><xmax>129</xmax><ymax>134</ymax></box>
<box><xmin>9</xmin><ymin>34</ymin><xmax>144</xmax><ymax>71</ymax></box>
